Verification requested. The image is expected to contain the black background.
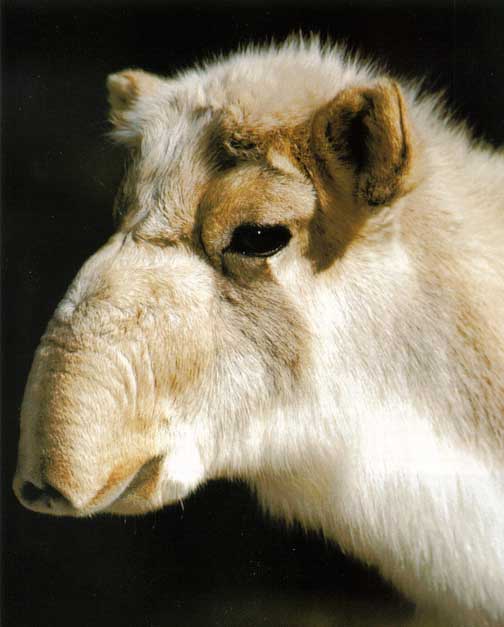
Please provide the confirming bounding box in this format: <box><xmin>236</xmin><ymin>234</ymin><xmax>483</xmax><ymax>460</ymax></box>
<box><xmin>2</xmin><ymin>1</ymin><xmax>504</xmax><ymax>626</ymax></box>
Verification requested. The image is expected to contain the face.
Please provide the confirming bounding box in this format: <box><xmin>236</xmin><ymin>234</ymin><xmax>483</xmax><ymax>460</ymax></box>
<box><xmin>12</xmin><ymin>117</ymin><xmax>320</xmax><ymax>517</ymax></box>
<box><xmin>13</xmin><ymin>60</ymin><xmax>414</xmax><ymax>517</ymax></box>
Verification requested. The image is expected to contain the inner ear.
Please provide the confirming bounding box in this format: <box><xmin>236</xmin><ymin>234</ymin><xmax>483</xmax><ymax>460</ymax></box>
<box><xmin>311</xmin><ymin>80</ymin><xmax>413</xmax><ymax>207</ymax></box>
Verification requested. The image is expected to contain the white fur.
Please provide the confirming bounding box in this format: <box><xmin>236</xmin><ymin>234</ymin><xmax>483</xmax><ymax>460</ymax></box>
<box><xmin>14</xmin><ymin>39</ymin><xmax>504</xmax><ymax>626</ymax></box>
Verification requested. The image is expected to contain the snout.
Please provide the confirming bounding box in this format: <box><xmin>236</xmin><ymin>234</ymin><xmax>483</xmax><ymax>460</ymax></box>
<box><xmin>13</xmin><ymin>276</ymin><xmax>170</xmax><ymax>514</ymax></box>
<box><xmin>13</xmin><ymin>233</ymin><xmax>211</xmax><ymax>518</ymax></box>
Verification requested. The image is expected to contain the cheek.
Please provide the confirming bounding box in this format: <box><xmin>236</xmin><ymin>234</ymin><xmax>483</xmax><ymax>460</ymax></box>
<box><xmin>144</xmin><ymin>316</ymin><xmax>214</xmax><ymax>404</ymax></box>
<box><xmin>220</xmin><ymin>274</ymin><xmax>308</xmax><ymax>395</ymax></box>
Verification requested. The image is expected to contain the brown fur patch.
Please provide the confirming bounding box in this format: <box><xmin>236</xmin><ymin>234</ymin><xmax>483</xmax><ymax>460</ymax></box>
<box><xmin>217</xmin><ymin>274</ymin><xmax>306</xmax><ymax>393</ymax></box>
<box><xmin>452</xmin><ymin>302</ymin><xmax>504</xmax><ymax>447</ymax></box>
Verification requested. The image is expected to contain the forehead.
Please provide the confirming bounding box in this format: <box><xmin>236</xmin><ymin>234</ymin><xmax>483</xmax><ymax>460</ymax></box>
<box><xmin>125</xmin><ymin>112</ymin><xmax>312</xmax><ymax>243</ymax></box>
<box><xmin>119</xmin><ymin>45</ymin><xmax>369</xmax><ymax>238</ymax></box>
<box><xmin>122</xmin><ymin>108</ymin><xmax>214</xmax><ymax>234</ymax></box>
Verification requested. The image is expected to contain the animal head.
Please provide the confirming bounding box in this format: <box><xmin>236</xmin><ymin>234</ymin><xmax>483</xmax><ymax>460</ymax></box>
<box><xmin>13</xmin><ymin>40</ymin><xmax>446</xmax><ymax>517</ymax></box>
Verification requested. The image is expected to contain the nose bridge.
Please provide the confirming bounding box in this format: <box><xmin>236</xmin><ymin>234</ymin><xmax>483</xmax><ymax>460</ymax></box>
<box><xmin>54</xmin><ymin>232</ymin><xmax>127</xmax><ymax>324</ymax></box>
<box><xmin>16</xmin><ymin>230</ymin><xmax>163</xmax><ymax>463</ymax></box>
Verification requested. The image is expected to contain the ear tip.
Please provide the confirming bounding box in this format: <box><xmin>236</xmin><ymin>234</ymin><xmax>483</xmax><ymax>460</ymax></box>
<box><xmin>106</xmin><ymin>71</ymin><xmax>130</xmax><ymax>90</ymax></box>
<box><xmin>106</xmin><ymin>69</ymin><xmax>164</xmax><ymax>141</ymax></box>
<box><xmin>106</xmin><ymin>69</ymin><xmax>165</xmax><ymax>112</ymax></box>
<box><xmin>377</xmin><ymin>78</ymin><xmax>405</xmax><ymax>107</ymax></box>
<box><xmin>106</xmin><ymin>70</ymin><xmax>140</xmax><ymax>108</ymax></box>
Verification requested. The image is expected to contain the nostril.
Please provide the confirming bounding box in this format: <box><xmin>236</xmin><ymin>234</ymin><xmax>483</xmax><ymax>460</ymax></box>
<box><xmin>21</xmin><ymin>481</ymin><xmax>45</xmax><ymax>503</ymax></box>
<box><xmin>21</xmin><ymin>481</ymin><xmax>70</xmax><ymax>506</ymax></box>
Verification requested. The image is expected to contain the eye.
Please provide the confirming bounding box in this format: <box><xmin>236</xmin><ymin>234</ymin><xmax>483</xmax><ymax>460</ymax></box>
<box><xmin>225</xmin><ymin>224</ymin><xmax>292</xmax><ymax>257</ymax></box>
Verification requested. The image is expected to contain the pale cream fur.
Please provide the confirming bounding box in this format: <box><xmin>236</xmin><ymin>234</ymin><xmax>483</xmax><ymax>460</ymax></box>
<box><xmin>13</xmin><ymin>39</ymin><xmax>504</xmax><ymax>626</ymax></box>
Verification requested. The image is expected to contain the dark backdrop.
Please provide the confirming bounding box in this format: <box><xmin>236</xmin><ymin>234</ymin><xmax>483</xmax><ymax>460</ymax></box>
<box><xmin>2</xmin><ymin>2</ymin><xmax>504</xmax><ymax>626</ymax></box>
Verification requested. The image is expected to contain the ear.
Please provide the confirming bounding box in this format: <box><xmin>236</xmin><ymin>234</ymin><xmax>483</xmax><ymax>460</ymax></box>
<box><xmin>311</xmin><ymin>80</ymin><xmax>414</xmax><ymax>207</ymax></box>
<box><xmin>106</xmin><ymin>69</ymin><xmax>164</xmax><ymax>143</ymax></box>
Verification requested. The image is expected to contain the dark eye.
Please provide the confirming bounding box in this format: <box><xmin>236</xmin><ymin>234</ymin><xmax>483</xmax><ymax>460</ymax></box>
<box><xmin>225</xmin><ymin>224</ymin><xmax>292</xmax><ymax>257</ymax></box>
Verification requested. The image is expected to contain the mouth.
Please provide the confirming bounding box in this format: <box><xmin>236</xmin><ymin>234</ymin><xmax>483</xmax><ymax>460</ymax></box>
<box><xmin>99</xmin><ymin>456</ymin><xmax>166</xmax><ymax>515</ymax></box>
<box><xmin>85</xmin><ymin>467</ymin><xmax>145</xmax><ymax>514</ymax></box>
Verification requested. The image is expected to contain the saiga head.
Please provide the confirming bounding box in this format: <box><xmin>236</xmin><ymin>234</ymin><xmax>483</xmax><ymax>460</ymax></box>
<box><xmin>13</xmin><ymin>44</ymin><xmax>417</xmax><ymax>516</ymax></box>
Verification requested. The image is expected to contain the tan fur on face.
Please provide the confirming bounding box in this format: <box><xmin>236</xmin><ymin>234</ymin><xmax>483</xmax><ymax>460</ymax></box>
<box><xmin>199</xmin><ymin>163</ymin><xmax>315</xmax><ymax>262</ymax></box>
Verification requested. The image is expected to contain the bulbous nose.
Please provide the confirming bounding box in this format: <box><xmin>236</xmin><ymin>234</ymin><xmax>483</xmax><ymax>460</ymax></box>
<box><xmin>14</xmin><ymin>477</ymin><xmax>74</xmax><ymax>515</ymax></box>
